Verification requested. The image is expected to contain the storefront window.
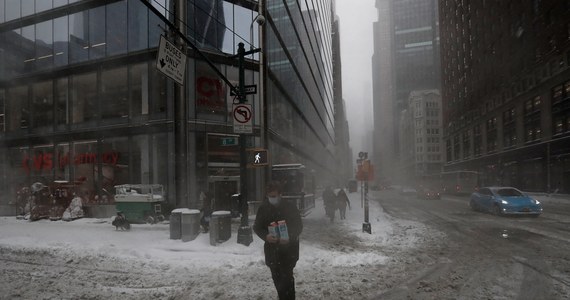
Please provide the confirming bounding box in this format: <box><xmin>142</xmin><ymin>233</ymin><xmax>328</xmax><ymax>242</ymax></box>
<box><xmin>32</xmin><ymin>80</ymin><xmax>54</xmax><ymax>131</ymax></box>
<box><xmin>100</xmin><ymin>137</ymin><xmax>129</xmax><ymax>202</ymax></box>
<box><xmin>55</xmin><ymin>143</ymin><xmax>71</xmax><ymax>182</ymax></box>
<box><xmin>9</xmin><ymin>147</ymin><xmax>30</xmax><ymax>205</ymax></box>
<box><xmin>72</xmin><ymin>140</ymin><xmax>98</xmax><ymax>203</ymax></box>
<box><xmin>101</xmin><ymin>66</ymin><xmax>128</xmax><ymax>121</ymax></box>
<box><xmin>71</xmin><ymin>72</ymin><xmax>97</xmax><ymax>125</ymax></box>
<box><xmin>29</xmin><ymin>144</ymin><xmax>55</xmax><ymax>182</ymax></box>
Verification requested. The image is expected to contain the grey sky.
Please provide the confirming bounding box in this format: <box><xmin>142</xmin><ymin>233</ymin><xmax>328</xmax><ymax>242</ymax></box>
<box><xmin>336</xmin><ymin>0</ymin><xmax>377</xmax><ymax>156</ymax></box>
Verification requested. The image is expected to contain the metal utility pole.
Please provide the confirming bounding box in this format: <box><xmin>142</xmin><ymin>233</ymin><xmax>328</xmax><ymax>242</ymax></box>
<box><xmin>236</xmin><ymin>43</ymin><xmax>260</xmax><ymax>246</ymax></box>
<box><xmin>174</xmin><ymin>0</ymin><xmax>188</xmax><ymax>208</ymax></box>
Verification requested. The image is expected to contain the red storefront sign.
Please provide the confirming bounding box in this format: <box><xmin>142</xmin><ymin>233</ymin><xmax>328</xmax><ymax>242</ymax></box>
<box><xmin>22</xmin><ymin>152</ymin><xmax>119</xmax><ymax>174</ymax></box>
<box><xmin>196</xmin><ymin>76</ymin><xmax>225</xmax><ymax>113</ymax></box>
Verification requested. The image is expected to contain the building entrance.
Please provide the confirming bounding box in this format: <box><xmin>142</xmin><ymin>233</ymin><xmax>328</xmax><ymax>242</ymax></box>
<box><xmin>208</xmin><ymin>176</ymin><xmax>239</xmax><ymax>212</ymax></box>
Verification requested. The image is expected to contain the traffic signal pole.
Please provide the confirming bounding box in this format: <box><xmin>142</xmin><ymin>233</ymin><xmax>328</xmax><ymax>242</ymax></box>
<box><xmin>236</xmin><ymin>43</ymin><xmax>260</xmax><ymax>246</ymax></box>
<box><xmin>140</xmin><ymin>1</ymin><xmax>261</xmax><ymax>246</ymax></box>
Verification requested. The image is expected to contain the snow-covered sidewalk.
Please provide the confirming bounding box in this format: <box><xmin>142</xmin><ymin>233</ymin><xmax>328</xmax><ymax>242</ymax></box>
<box><xmin>0</xmin><ymin>190</ymin><xmax>432</xmax><ymax>299</ymax></box>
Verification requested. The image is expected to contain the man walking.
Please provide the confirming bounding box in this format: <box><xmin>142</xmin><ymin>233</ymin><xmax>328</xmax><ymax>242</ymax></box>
<box><xmin>253</xmin><ymin>181</ymin><xmax>303</xmax><ymax>300</ymax></box>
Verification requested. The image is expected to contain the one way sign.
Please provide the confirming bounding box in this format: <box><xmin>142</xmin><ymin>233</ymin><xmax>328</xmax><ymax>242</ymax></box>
<box><xmin>156</xmin><ymin>35</ymin><xmax>187</xmax><ymax>85</ymax></box>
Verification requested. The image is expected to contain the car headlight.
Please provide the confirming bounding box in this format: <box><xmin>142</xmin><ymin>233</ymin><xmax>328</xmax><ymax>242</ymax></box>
<box><xmin>533</xmin><ymin>199</ymin><xmax>541</xmax><ymax>205</ymax></box>
<box><xmin>501</xmin><ymin>199</ymin><xmax>508</xmax><ymax>205</ymax></box>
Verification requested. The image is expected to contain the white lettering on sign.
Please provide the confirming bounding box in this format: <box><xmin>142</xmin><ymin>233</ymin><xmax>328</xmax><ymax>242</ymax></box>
<box><xmin>156</xmin><ymin>35</ymin><xmax>187</xmax><ymax>85</ymax></box>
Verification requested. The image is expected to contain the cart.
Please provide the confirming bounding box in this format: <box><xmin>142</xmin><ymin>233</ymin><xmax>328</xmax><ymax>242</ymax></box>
<box><xmin>114</xmin><ymin>184</ymin><xmax>165</xmax><ymax>224</ymax></box>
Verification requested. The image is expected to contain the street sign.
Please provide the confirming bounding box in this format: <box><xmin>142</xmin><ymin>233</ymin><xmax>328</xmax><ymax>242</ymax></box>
<box><xmin>221</xmin><ymin>137</ymin><xmax>238</xmax><ymax>146</ymax></box>
<box><xmin>233</xmin><ymin>103</ymin><xmax>253</xmax><ymax>134</ymax></box>
<box><xmin>156</xmin><ymin>35</ymin><xmax>187</xmax><ymax>85</ymax></box>
<box><xmin>230</xmin><ymin>85</ymin><xmax>257</xmax><ymax>96</ymax></box>
<box><xmin>247</xmin><ymin>148</ymin><xmax>268</xmax><ymax>167</ymax></box>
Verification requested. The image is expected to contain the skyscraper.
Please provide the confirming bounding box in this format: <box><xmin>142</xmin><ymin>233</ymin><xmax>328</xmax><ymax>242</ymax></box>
<box><xmin>440</xmin><ymin>0</ymin><xmax>570</xmax><ymax>192</ymax></box>
<box><xmin>372</xmin><ymin>0</ymin><xmax>440</xmax><ymax>183</ymax></box>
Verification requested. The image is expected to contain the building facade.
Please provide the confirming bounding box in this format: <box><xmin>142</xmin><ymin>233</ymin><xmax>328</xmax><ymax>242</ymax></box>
<box><xmin>440</xmin><ymin>0</ymin><xmax>570</xmax><ymax>192</ymax></box>
<box><xmin>265</xmin><ymin>0</ymin><xmax>341</xmax><ymax>185</ymax></box>
<box><xmin>0</xmin><ymin>0</ymin><xmax>342</xmax><ymax>214</ymax></box>
<box><xmin>399</xmin><ymin>90</ymin><xmax>443</xmax><ymax>182</ymax></box>
<box><xmin>372</xmin><ymin>0</ymin><xmax>440</xmax><ymax>184</ymax></box>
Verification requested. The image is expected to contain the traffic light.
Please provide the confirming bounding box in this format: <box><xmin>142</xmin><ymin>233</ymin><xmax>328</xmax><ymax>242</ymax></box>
<box><xmin>247</xmin><ymin>148</ymin><xmax>268</xmax><ymax>167</ymax></box>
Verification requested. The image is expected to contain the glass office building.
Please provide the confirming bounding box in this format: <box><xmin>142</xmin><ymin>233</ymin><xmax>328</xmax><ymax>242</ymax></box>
<box><xmin>0</xmin><ymin>0</ymin><xmax>262</xmax><ymax>211</ymax></box>
<box><xmin>0</xmin><ymin>0</ymin><xmax>340</xmax><ymax>212</ymax></box>
<box><xmin>265</xmin><ymin>0</ymin><xmax>337</xmax><ymax>183</ymax></box>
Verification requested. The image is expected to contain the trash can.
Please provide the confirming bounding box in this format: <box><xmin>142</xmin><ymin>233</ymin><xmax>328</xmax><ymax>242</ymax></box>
<box><xmin>209</xmin><ymin>210</ymin><xmax>232</xmax><ymax>246</ymax></box>
<box><xmin>181</xmin><ymin>209</ymin><xmax>201</xmax><ymax>242</ymax></box>
<box><xmin>170</xmin><ymin>209</ymin><xmax>183</xmax><ymax>240</ymax></box>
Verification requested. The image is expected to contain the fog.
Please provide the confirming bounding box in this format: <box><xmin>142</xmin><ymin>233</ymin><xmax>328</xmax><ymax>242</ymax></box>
<box><xmin>336</xmin><ymin>0</ymin><xmax>376</xmax><ymax>159</ymax></box>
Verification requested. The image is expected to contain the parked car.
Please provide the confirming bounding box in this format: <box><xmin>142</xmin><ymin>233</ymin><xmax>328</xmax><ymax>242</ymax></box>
<box><xmin>469</xmin><ymin>187</ymin><xmax>542</xmax><ymax>216</ymax></box>
<box><xmin>418</xmin><ymin>188</ymin><xmax>441</xmax><ymax>200</ymax></box>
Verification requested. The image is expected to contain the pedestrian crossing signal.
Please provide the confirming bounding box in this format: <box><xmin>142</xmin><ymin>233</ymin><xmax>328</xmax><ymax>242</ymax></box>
<box><xmin>247</xmin><ymin>148</ymin><xmax>268</xmax><ymax>167</ymax></box>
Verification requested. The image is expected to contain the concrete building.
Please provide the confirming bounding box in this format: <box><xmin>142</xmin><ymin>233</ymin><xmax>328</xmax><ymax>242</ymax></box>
<box><xmin>440</xmin><ymin>0</ymin><xmax>570</xmax><ymax>192</ymax></box>
<box><xmin>399</xmin><ymin>90</ymin><xmax>443</xmax><ymax>182</ymax></box>
<box><xmin>0</xmin><ymin>0</ymin><xmax>344</xmax><ymax>214</ymax></box>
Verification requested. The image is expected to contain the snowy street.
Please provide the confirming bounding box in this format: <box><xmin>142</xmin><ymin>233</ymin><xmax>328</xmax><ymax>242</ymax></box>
<box><xmin>0</xmin><ymin>190</ymin><xmax>435</xmax><ymax>300</ymax></box>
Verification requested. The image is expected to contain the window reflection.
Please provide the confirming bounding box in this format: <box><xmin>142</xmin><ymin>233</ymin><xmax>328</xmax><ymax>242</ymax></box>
<box><xmin>5</xmin><ymin>0</ymin><xmax>21</xmax><ymax>22</ymax></box>
<box><xmin>101</xmin><ymin>67</ymin><xmax>128</xmax><ymax>121</ymax></box>
<box><xmin>128</xmin><ymin>0</ymin><xmax>149</xmax><ymax>51</ymax></box>
<box><xmin>130</xmin><ymin>63</ymin><xmax>149</xmax><ymax>119</ymax></box>
<box><xmin>69</xmin><ymin>12</ymin><xmax>88</xmax><ymax>63</ymax></box>
<box><xmin>22</xmin><ymin>25</ymin><xmax>35</xmax><ymax>72</ymax></box>
<box><xmin>0</xmin><ymin>0</ymin><xmax>5</xmax><ymax>23</ymax></box>
<box><xmin>36</xmin><ymin>20</ymin><xmax>54</xmax><ymax>70</ymax></box>
<box><xmin>0</xmin><ymin>90</ymin><xmax>5</xmax><ymax>132</ymax></box>
<box><xmin>32</xmin><ymin>81</ymin><xmax>54</xmax><ymax>131</ymax></box>
<box><xmin>89</xmin><ymin>7</ymin><xmax>106</xmax><ymax>59</ymax></box>
<box><xmin>7</xmin><ymin>86</ymin><xmax>29</xmax><ymax>131</ymax></box>
<box><xmin>107</xmin><ymin>1</ymin><xmax>127</xmax><ymax>56</ymax></box>
<box><xmin>56</xmin><ymin>78</ymin><xmax>68</xmax><ymax>129</ymax></box>
<box><xmin>54</xmin><ymin>16</ymin><xmax>69</xmax><ymax>66</ymax></box>
<box><xmin>71</xmin><ymin>73</ymin><xmax>97</xmax><ymax>124</ymax></box>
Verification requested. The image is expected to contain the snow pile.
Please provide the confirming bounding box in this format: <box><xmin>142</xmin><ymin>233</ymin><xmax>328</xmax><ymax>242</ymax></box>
<box><xmin>0</xmin><ymin>190</ymin><xmax>432</xmax><ymax>299</ymax></box>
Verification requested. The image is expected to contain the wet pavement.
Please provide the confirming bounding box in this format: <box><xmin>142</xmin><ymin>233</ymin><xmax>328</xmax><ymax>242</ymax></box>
<box><xmin>372</xmin><ymin>190</ymin><xmax>570</xmax><ymax>299</ymax></box>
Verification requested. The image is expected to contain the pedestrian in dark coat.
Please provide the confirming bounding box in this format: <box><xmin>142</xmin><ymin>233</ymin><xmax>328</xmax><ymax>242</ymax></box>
<box><xmin>336</xmin><ymin>188</ymin><xmax>351</xmax><ymax>220</ymax></box>
<box><xmin>322</xmin><ymin>186</ymin><xmax>336</xmax><ymax>222</ymax></box>
<box><xmin>253</xmin><ymin>181</ymin><xmax>303</xmax><ymax>300</ymax></box>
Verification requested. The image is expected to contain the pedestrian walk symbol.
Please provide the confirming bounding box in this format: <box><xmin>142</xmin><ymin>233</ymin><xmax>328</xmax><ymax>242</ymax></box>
<box><xmin>247</xmin><ymin>148</ymin><xmax>268</xmax><ymax>167</ymax></box>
